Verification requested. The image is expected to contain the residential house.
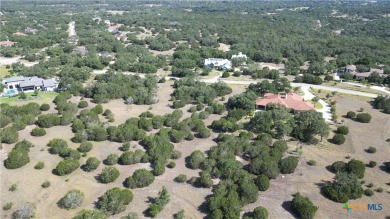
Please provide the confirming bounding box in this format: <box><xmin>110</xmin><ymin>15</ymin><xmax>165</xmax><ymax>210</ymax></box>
<box><xmin>204</xmin><ymin>58</ymin><xmax>232</xmax><ymax>70</ymax></box>
<box><xmin>73</xmin><ymin>46</ymin><xmax>88</xmax><ymax>56</ymax></box>
<box><xmin>255</xmin><ymin>93</ymin><xmax>315</xmax><ymax>112</ymax></box>
<box><xmin>0</xmin><ymin>40</ymin><xmax>16</xmax><ymax>47</ymax></box>
<box><xmin>343</xmin><ymin>64</ymin><xmax>384</xmax><ymax>80</ymax></box>
<box><xmin>2</xmin><ymin>76</ymin><xmax>58</xmax><ymax>93</ymax></box>
<box><xmin>231</xmin><ymin>52</ymin><xmax>248</xmax><ymax>60</ymax></box>
<box><xmin>24</xmin><ymin>27</ymin><xmax>38</xmax><ymax>34</ymax></box>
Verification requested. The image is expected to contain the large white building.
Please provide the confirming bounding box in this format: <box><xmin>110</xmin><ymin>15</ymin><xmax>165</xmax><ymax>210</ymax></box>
<box><xmin>204</xmin><ymin>58</ymin><xmax>232</xmax><ymax>70</ymax></box>
<box><xmin>2</xmin><ymin>76</ymin><xmax>58</xmax><ymax>95</ymax></box>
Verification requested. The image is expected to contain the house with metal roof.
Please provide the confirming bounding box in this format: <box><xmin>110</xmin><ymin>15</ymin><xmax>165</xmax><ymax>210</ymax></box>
<box><xmin>2</xmin><ymin>76</ymin><xmax>58</xmax><ymax>93</ymax></box>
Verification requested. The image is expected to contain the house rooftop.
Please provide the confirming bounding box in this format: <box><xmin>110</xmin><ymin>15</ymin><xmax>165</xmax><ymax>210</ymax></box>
<box><xmin>3</xmin><ymin>76</ymin><xmax>26</xmax><ymax>83</ymax></box>
<box><xmin>0</xmin><ymin>40</ymin><xmax>16</xmax><ymax>46</ymax></box>
<box><xmin>256</xmin><ymin>93</ymin><xmax>315</xmax><ymax>111</ymax></box>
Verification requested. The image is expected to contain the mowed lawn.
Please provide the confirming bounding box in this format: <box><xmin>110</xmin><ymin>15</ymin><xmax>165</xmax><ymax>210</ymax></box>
<box><xmin>0</xmin><ymin>67</ymin><xmax>10</xmax><ymax>79</ymax></box>
<box><xmin>0</xmin><ymin>92</ymin><xmax>58</xmax><ymax>104</ymax></box>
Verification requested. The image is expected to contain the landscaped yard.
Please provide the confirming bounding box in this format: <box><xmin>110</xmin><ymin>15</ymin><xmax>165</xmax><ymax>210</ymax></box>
<box><xmin>0</xmin><ymin>92</ymin><xmax>58</xmax><ymax>104</ymax></box>
<box><xmin>0</xmin><ymin>67</ymin><xmax>10</xmax><ymax>79</ymax></box>
<box><xmin>310</xmin><ymin>100</ymin><xmax>323</xmax><ymax>109</ymax></box>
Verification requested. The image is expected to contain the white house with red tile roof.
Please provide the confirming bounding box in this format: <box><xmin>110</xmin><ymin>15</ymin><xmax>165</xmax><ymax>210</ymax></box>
<box><xmin>255</xmin><ymin>93</ymin><xmax>315</xmax><ymax>112</ymax></box>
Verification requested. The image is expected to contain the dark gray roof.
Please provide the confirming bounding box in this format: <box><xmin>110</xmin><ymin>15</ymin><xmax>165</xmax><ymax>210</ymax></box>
<box><xmin>3</xmin><ymin>76</ymin><xmax>26</xmax><ymax>83</ymax></box>
<box><xmin>42</xmin><ymin>78</ymin><xmax>57</xmax><ymax>87</ymax></box>
<box><xmin>19</xmin><ymin>77</ymin><xmax>43</xmax><ymax>87</ymax></box>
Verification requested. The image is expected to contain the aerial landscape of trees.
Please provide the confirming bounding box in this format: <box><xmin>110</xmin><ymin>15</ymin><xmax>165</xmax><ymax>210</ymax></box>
<box><xmin>1</xmin><ymin>0</ymin><xmax>389</xmax><ymax>218</ymax></box>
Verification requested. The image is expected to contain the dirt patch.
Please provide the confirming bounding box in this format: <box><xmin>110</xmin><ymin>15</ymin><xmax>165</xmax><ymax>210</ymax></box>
<box><xmin>218</xmin><ymin>43</ymin><xmax>231</xmax><ymax>52</ymax></box>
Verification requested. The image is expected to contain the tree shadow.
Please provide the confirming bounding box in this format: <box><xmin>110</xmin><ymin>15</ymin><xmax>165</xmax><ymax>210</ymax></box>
<box><xmin>325</xmin><ymin>165</ymin><xmax>334</xmax><ymax>173</ymax></box>
<box><xmin>379</xmin><ymin>162</ymin><xmax>390</xmax><ymax>173</ymax></box>
<box><xmin>315</xmin><ymin>180</ymin><xmax>330</xmax><ymax>198</ymax></box>
<box><xmin>198</xmin><ymin>194</ymin><xmax>213</xmax><ymax>216</ymax></box>
<box><xmin>281</xmin><ymin>201</ymin><xmax>298</xmax><ymax>218</ymax></box>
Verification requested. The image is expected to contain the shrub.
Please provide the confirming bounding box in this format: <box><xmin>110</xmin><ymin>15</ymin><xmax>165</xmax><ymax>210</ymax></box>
<box><xmin>331</xmin><ymin>161</ymin><xmax>347</xmax><ymax>173</ymax></box>
<box><xmin>366</xmin><ymin>183</ymin><xmax>374</xmax><ymax>188</ymax></box>
<box><xmin>55</xmin><ymin>159</ymin><xmax>80</xmax><ymax>176</ymax></box>
<box><xmin>0</xmin><ymin>127</ymin><xmax>19</xmax><ymax>144</ymax></box>
<box><xmin>34</xmin><ymin>161</ymin><xmax>45</xmax><ymax>169</ymax></box>
<box><xmin>167</xmin><ymin>161</ymin><xmax>176</xmax><ymax>168</ymax></box>
<box><xmin>99</xmin><ymin>166</ymin><xmax>120</xmax><ymax>183</ymax></box>
<box><xmin>254</xmin><ymin>174</ymin><xmax>270</xmax><ymax>191</ymax></box>
<box><xmin>5</xmin><ymin>147</ymin><xmax>30</xmax><ymax>169</ymax></box>
<box><xmin>31</xmin><ymin>127</ymin><xmax>46</xmax><ymax>136</ymax></box>
<box><xmin>366</xmin><ymin>146</ymin><xmax>376</xmax><ymax>153</ymax></box>
<box><xmin>368</xmin><ymin>161</ymin><xmax>377</xmax><ymax>168</ymax></box>
<box><xmin>199</xmin><ymin>111</ymin><xmax>210</xmax><ymax>119</ymax></box>
<box><xmin>333</xmin><ymin>134</ymin><xmax>346</xmax><ymax>145</ymax></box>
<box><xmin>148</xmin><ymin>204</ymin><xmax>161</xmax><ymax>218</ymax></box>
<box><xmin>346</xmin><ymin>111</ymin><xmax>356</xmax><ymax>119</ymax></box>
<box><xmin>252</xmin><ymin>206</ymin><xmax>268</xmax><ymax>219</ymax></box>
<box><xmin>104</xmin><ymin>154</ymin><xmax>119</xmax><ymax>165</ymax></box>
<box><xmin>3</xmin><ymin>202</ymin><xmax>13</xmax><ymax>211</ymax></box>
<box><xmin>187</xmin><ymin>150</ymin><xmax>205</xmax><ymax>169</ymax></box>
<box><xmin>57</xmin><ymin>189</ymin><xmax>84</xmax><ymax>209</ymax></box>
<box><xmin>47</xmin><ymin>138</ymin><xmax>68</xmax><ymax>155</ymax></box>
<box><xmin>124</xmin><ymin>169</ymin><xmax>155</xmax><ymax>188</ymax></box>
<box><xmin>92</xmin><ymin>104</ymin><xmax>103</xmax><ymax>114</ymax></box>
<box><xmin>279</xmin><ymin>156</ymin><xmax>299</xmax><ymax>174</ymax></box>
<box><xmin>78</xmin><ymin>101</ymin><xmax>88</xmax><ymax>108</ymax></box>
<box><xmin>77</xmin><ymin>142</ymin><xmax>93</xmax><ymax>153</ymax></box>
<box><xmin>118</xmin><ymin>150</ymin><xmax>144</xmax><ymax>165</ymax></box>
<box><xmin>291</xmin><ymin>193</ymin><xmax>318</xmax><ymax>219</ymax></box>
<box><xmin>121</xmin><ymin>212</ymin><xmax>139</xmax><ymax>219</ymax></box>
<box><xmin>356</xmin><ymin>113</ymin><xmax>372</xmax><ymax>123</ymax></box>
<box><xmin>40</xmin><ymin>103</ymin><xmax>50</xmax><ymax>111</ymax></box>
<box><xmin>222</xmin><ymin>72</ymin><xmax>230</xmax><ymax>78</ymax></box>
<box><xmin>121</xmin><ymin>142</ymin><xmax>131</xmax><ymax>151</ymax></box>
<box><xmin>73</xmin><ymin>209</ymin><xmax>106</xmax><ymax>219</ymax></box>
<box><xmin>307</xmin><ymin>160</ymin><xmax>317</xmax><ymax>166</ymax></box>
<box><xmin>12</xmin><ymin>202</ymin><xmax>36</xmax><ymax>219</ymax></box>
<box><xmin>347</xmin><ymin>159</ymin><xmax>366</xmax><ymax>179</ymax></box>
<box><xmin>174</xmin><ymin>210</ymin><xmax>185</xmax><ymax>219</ymax></box>
<box><xmin>96</xmin><ymin>187</ymin><xmax>133</xmax><ymax>216</ymax></box>
<box><xmin>9</xmin><ymin>183</ymin><xmax>17</xmax><ymax>191</ymax></box>
<box><xmin>171</xmin><ymin>150</ymin><xmax>182</xmax><ymax>159</ymax></box>
<box><xmin>376</xmin><ymin>187</ymin><xmax>383</xmax><ymax>193</ymax></box>
<box><xmin>337</xmin><ymin>126</ymin><xmax>349</xmax><ymax>135</ymax></box>
<box><xmin>174</xmin><ymin>174</ymin><xmax>187</xmax><ymax>183</ymax></box>
<box><xmin>41</xmin><ymin>180</ymin><xmax>51</xmax><ymax>188</ymax></box>
<box><xmin>83</xmin><ymin>157</ymin><xmax>100</xmax><ymax>172</ymax></box>
<box><xmin>364</xmin><ymin>189</ymin><xmax>374</xmax><ymax>196</ymax></box>
<box><xmin>36</xmin><ymin>114</ymin><xmax>61</xmax><ymax>128</ymax></box>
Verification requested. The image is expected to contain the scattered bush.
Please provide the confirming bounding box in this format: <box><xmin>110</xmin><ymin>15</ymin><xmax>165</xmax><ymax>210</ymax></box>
<box><xmin>337</xmin><ymin>126</ymin><xmax>349</xmax><ymax>135</ymax></box>
<box><xmin>73</xmin><ymin>209</ymin><xmax>106</xmax><ymax>219</ymax></box>
<box><xmin>167</xmin><ymin>161</ymin><xmax>176</xmax><ymax>168</ymax></box>
<box><xmin>366</xmin><ymin>183</ymin><xmax>374</xmax><ymax>188</ymax></box>
<box><xmin>307</xmin><ymin>160</ymin><xmax>317</xmax><ymax>166</ymax></box>
<box><xmin>96</xmin><ymin>187</ymin><xmax>133</xmax><ymax>216</ymax></box>
<box><xmin>366</xmin><ymin>146</ymin><xmax>376</xmax><ymax>153</ymax></box>
<box><xmin>34</xmin><ymin>161</ymin><xmax>45</xmax><ymax>169</ymax></box>
<box><xmin>57</xmin><ymin>189</ymin><xmax>84</xmax><ymax>209</ymax></box>
<box><xmin>124</xmin><ymin>169</ymin><xmax>155</xmax><ymax>189</ymax></box>
<box><xmin>12</xmin><ymin>202</ymin><xmax>36</xmax><ymax>219</ymax></box>
<box><xmin>77</xmin><ymin>142</ymin><xmax>93</xmax><ymax>153</ymax></box>
<box><xmin>254</xmin><ymin>174</ymin><xmax>270</xmax><ymax>191</ymax></box>
<box><xmin>55</xmin><ymin>159</ymin><xmax>80</xmax><ymax>176</ymax></box>
<box><xmin>174</xmin><ymin>210</ymin><xmax>185</xmax><ymax>219</ymax></box>
<box><xmin>333</xmin><ymin>134</ymin><xmax>346</xmax><ymax>145</ymax></box>
<box><xmin>356</xmin><ymin>113</ymin><xmax>372</xmax><ymax>123</ymax></box>
<box><xmin>121</xmin><ymin>142</ymin><xmax>131</xmax><ymax>151</ymax></box>
<box><xmin>346</xmin><ymin>111</ymin><xmax>356</xmax><ymax>119</ymax></box>
<box><xmin>9</xmin><ymin>183</ymin><xmax>17</xmax><ymax>192</ymax></box>
<box><xmin>99</xmin><ymin>166</ymin><xmax>120</xmax><ymax>183</ymax></box>
<box><xmin>376</xmin><ymin>187</ymin><xmax>383</xmax><ymax>193</ymax></box>
<box><xmin>187</xmin><ymin>150</ymin><xmax>205</xmax><ymax>169</ymax></box>
<box><xmin>121</xmin><ymin>212</ymin><xmax>139</xmax><ymax>219</ymax></box>
<box><xmin>252</xmin><ymin>206</ymin><xmax>268</xmax><ymax>219</ymax></box>
<box><xmin>41</xmin><ymin>180</ymin><xmax>51</xmax><ymax>188</ymax></box>
<box><xmin>104</xmin><ymin>154</ymin><xmax>119</xmax><ymax>165</ymax></box>
<box><xmin>279</xmin><ymin>156</ymin><xmax>299</xmax><ymax>174</ymax></box>
<box><xmin>347</xmin><ymin>159</ymin><xmax>366</xmax><ymax>179</ymax></box>
<box><xmin>0</xmin><ymin>127</ymin><xmax>19</xmax><ymax>144</ymax></box>
<box><xmin>171</xmin><ymin>150</ymin><xmax>182</xmax><ymax>159</ymax></box>
<box><xmin>82</xmin><ymin>157</ymin><xmax>100</xmax><ymax>172</ymax></box>
<box><xmin>3</xmin><ymin>202</ymin><xmax>13</xmax><ymax>211</ymax></box>
<box><xmin>364</xmin><ymin>189</ymin><xmax>374</xmax><ymax>196</ymax></box>
<box><xmin>30</xmin><ymin>127</ymin><xmax>46</xmax><ymax>136</ymax></box>
<box><xmin>291</xmin><ymin>193</ymin><xmax>318</xmax><ymax>219</ymax></box>
<box><xmin>174</xmin><ymin>174</ymin><xmax>187</xmax><ymax>183</ymax></box>
<box><xmin>40</xmin><ymin>103</ymin><xmax>50</xmax><ymax>111</ymax></box>
<box><xmin>367</xmin><ymin>161</ymin><xmax>377</xmax><ymax>168</ymax></box>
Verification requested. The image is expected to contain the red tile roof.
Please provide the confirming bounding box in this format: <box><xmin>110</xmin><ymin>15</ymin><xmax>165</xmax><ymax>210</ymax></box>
<box><xmin>256</xmin><ymin>93</ymin><xmax>315</xmax><ymax>111</ymax></box>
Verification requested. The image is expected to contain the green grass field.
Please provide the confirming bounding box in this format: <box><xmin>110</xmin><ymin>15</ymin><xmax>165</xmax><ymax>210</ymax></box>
<box><xmin>0</xmin><ymin>68</ymin><xmax>10</xmax><ymax>79</ymax></box>
<box><xmin>0</xmin><ymin>91</ymin><xmax>58</xmax><ymax>104</ymax></box>
<box><xmin>311</xmin><ymin>100</ymin><xmax>323</xmax><ymax>109</ymax></box>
